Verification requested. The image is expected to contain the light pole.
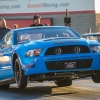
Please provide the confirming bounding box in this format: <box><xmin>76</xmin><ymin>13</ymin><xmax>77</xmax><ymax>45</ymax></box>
<box><xmin>64</xmin><ymin>9</ymin><xmax>71</xmax><ymax>27</ymax></box>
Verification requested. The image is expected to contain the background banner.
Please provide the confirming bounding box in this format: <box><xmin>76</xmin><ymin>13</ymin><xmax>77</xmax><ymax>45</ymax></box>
<box><xmin>0</xmin><ymin>0</ymin><xmax>94</xmax><ymax>14</ymax></box>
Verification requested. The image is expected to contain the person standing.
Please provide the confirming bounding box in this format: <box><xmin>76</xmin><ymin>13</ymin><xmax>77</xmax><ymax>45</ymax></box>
<box><xmin>87</xmin><ymin>28</ymin><xmax>91</xmax><ymax>33</ymax></box>
<box><xmin>0</xmin><ymin>18</ymin><xmax>11</xmax><ymax>41</ymax></box>
<box><xmin>65</xmin><ymin>23</ymin><xmax>71</xmax><ymax>27</ymax></box>
<box><xmin>44</xmin><ymin>23</ymin><xmax>49</xmax><ymax>26</ymax></box>
<box><xmin>30</xmin><ymin>15</ymin><xmax>44</xmax><ymax>27</ymax></box>
<box><xmin>12</xmin><ymin>24</ymin><xmax>18</xmax><ymax>29</ymax></box>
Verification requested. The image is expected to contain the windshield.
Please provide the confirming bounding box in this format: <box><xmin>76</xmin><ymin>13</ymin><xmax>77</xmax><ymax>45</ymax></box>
<box><xmin>16</xmin><ymin>27</ymin><xmax>80</xmax><ymax>43</ymax></box>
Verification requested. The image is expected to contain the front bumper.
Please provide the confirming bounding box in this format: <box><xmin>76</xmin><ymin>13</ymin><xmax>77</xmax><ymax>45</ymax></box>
<box><xmin>19</xmin><ymin>53</ymin><xmax>100</xmax><ymax>76</ymax></box>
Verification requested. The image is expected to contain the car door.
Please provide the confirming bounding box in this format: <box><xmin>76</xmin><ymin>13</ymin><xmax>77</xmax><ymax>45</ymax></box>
<box><xmin>0</xmin><ymin>32</ymin><xmax>14</xmax><ymax>80</ymax></box>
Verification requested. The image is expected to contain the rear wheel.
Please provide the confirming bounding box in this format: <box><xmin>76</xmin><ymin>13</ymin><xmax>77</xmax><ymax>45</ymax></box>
<box><xmin>54</xmin><ymin>78</ymin><xmax>72</xmax><ymax>87</ymax></box>
<box><xmin>0</xmin><ymin>84</ymin><xmax>10</xmax><ymax>89</ymax></box>
<box><xmin>14</xmin><ymin>58</ymin><xmax>28</xmax><ymax>89</ymax></box>
<box><xmin>91</xmin><ymin>71</ymin><xmax>100</xmax><ymax>83</ymax></box>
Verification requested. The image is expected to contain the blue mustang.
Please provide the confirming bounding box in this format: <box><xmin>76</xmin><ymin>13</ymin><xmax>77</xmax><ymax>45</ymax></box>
<box><xmin>0</xmin><ymin>26</ymin><xmax>100</xmax><ymax>89</ymax></box>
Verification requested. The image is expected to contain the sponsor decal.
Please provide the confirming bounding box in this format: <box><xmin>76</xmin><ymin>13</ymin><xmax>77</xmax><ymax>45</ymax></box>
<box><xmin>45</xmin><ymin>56</ymin><xmax>91</xmax><ymax>61</ymax></box>
<box><xmin>23</xmin><ymin>59</ymin><xmax>36</xmax><ymax>69</ymax></box>
<box><xmin>64</xmin><ymin>62</ymin><xmax>76</xmax><ymax>69</ymax></box>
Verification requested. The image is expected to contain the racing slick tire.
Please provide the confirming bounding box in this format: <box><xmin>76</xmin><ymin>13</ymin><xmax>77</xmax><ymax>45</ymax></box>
<box><xmin>0</xmin><ymin>84</ymin><xmax>10</xmax><ymax>89</ymax></box>
<box><xmin>54</xmin><ymin>78</ymin><xmax>72</xmax><ymax>87</ymax></box>
<box><xmin>14</xmin><ymin>58</ymin><xmax>28</xmax><ymax>89</ymax></box>
<box><xmin>91</xmin><ymin>71</ymin><xmax>100</xmax><ymax>83</ymax></box>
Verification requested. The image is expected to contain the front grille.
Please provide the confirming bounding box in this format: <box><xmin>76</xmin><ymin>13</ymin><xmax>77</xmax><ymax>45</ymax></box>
<box><xmin>45</xmin><ymin>45</ymin><xmax>90</xmax><ymax>55</ymax></box>
<box><xmin>45</xmin><ymin>59</ymin><xmax>92</xmax><ymax>70</ymax></box>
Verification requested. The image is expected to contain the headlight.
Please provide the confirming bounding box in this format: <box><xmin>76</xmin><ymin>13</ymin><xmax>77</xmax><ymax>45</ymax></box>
<box><xmin>90</xmin><ymin>46</ymin><xmax>100</xmax><ymax>53</ymax></box>
<box><xmin>26</xmin><ymin>49</ymin><xmax>41</xmax><ymax>57</ymax></box>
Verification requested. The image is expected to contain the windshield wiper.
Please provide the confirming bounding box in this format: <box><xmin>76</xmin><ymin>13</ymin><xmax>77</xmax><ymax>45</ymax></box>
<box><xmin>17</xmin><ymin>39</ymin><xmax>29</xmax><ymax>44</ymax></box>
<box><xmin>43</xmin><ymin>37</ymin><xmax>71</xmax><ymax>40</ymax></box>
<box><xmin>53</xmin><ymin>37</ymin><xmax>71</xmax><ymax>40</ymax></box>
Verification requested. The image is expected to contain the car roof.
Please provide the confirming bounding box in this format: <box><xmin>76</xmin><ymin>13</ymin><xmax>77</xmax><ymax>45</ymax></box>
<box><xmin>81</xmin><ymin>33</ymin><xmax>100</xmax><ymax>36</ymax></box>
<box><xmin>11</xmin><ymin>26</ymin><xmax>70</xmax><ymax>31</ymax></box>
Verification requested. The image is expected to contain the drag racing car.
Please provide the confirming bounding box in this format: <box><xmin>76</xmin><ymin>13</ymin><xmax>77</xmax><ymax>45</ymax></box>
<box><xmin>0</xmin><ymin>26</ymin><xmax>100</xmax><ymax>89</ymax></box>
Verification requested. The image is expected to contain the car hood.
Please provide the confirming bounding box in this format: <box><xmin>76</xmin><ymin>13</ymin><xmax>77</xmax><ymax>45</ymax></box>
<box><xmin>23</xmin><ymin>38</ymin><xmax>89</xmax><ymax>49</ymax></box>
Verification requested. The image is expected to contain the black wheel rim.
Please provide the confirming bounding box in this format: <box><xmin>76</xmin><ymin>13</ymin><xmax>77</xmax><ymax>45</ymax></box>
<box><xmin>16</xmin><ymin>72</ymin><xmax>20</xmax><ymax>84</ymax></box>
<box><xmin>15</xmin><ymin>61</ymin><xmax>21</xmax><ymax>86</ymax></box>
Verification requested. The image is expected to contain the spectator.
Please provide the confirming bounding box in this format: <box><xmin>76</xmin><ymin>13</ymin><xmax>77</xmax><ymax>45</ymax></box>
<box><xmin>13</xmin><ymin>24</ymin><xmax>18</xmax><ymax>29</ymax></box>
<box><xmin>44</xmin><ymin>23</ymin><xmax>49</xmax><ymax>26</ymax></box>
<box><xmin>30</xmin><ymin>15</ymin><xmax>44</xmax><ymax>27</ymax></box>
<box><xmin>0</xmin><ymin>18</ymin><xmax>11</xmax><ymax>41</ymax></box>
<box><xmin>97</xmin><ymin>36</ymin><xmax>100</xmax><ymax>42</ymax></box>
<box><xmin>87</xmin><ymin>28</ymin><xmax>91</xmax><ymax>33</ymax></box>
<box><xmin>65</xmin><ymin>23</ymin><xmax>71</xmax><ymax>27</ymax></box>
<box><xmin>82</xmin><ymin>36</ymin><xmax>87</xmax><ymax>39</ymax></box>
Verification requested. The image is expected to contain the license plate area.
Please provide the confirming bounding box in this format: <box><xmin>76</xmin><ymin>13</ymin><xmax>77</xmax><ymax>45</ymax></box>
<box><xmin>64</xmin><ymin>62</ymin><xmax>76</xmax><ymax>69</ymax></box>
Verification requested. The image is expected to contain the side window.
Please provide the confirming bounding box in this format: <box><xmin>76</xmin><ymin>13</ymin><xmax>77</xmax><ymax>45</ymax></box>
<box><xmin>2</xmin><ymin>32</ymin><xmax>12</xmax><ymax>49</ymax></box>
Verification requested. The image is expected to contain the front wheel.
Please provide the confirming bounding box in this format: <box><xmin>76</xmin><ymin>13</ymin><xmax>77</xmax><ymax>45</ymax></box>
<box><xmin>91</xmin><ymin>71</ymin><xmax>100</xmax><ymax>83</ymax></box>
<box><xmin>54</xmin><ymin>78</ymin><xmax>72</xmax><ymax>87</ymax></box>
<box><xmin>14</xmin><ymin>58</ymin><xmax>28</xmax><ymax>89</ymax></box>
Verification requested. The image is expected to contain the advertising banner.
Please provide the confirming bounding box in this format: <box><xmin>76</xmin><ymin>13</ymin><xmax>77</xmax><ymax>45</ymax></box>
<box><xmin>0</xmin><ymin>0</ymin><xmax>94</xmax><ymax>14</ymax></box>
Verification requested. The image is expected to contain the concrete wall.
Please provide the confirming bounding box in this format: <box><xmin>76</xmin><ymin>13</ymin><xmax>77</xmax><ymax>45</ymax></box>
<box><xmin>71</xmin><ymin>13</ymin><xmax>96</xmax><ymax>34</ymax></box>
<box><xmin>41</xmin><ymin>13</ymin><xmax>96</xmax><ymax>34</ymax></box>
